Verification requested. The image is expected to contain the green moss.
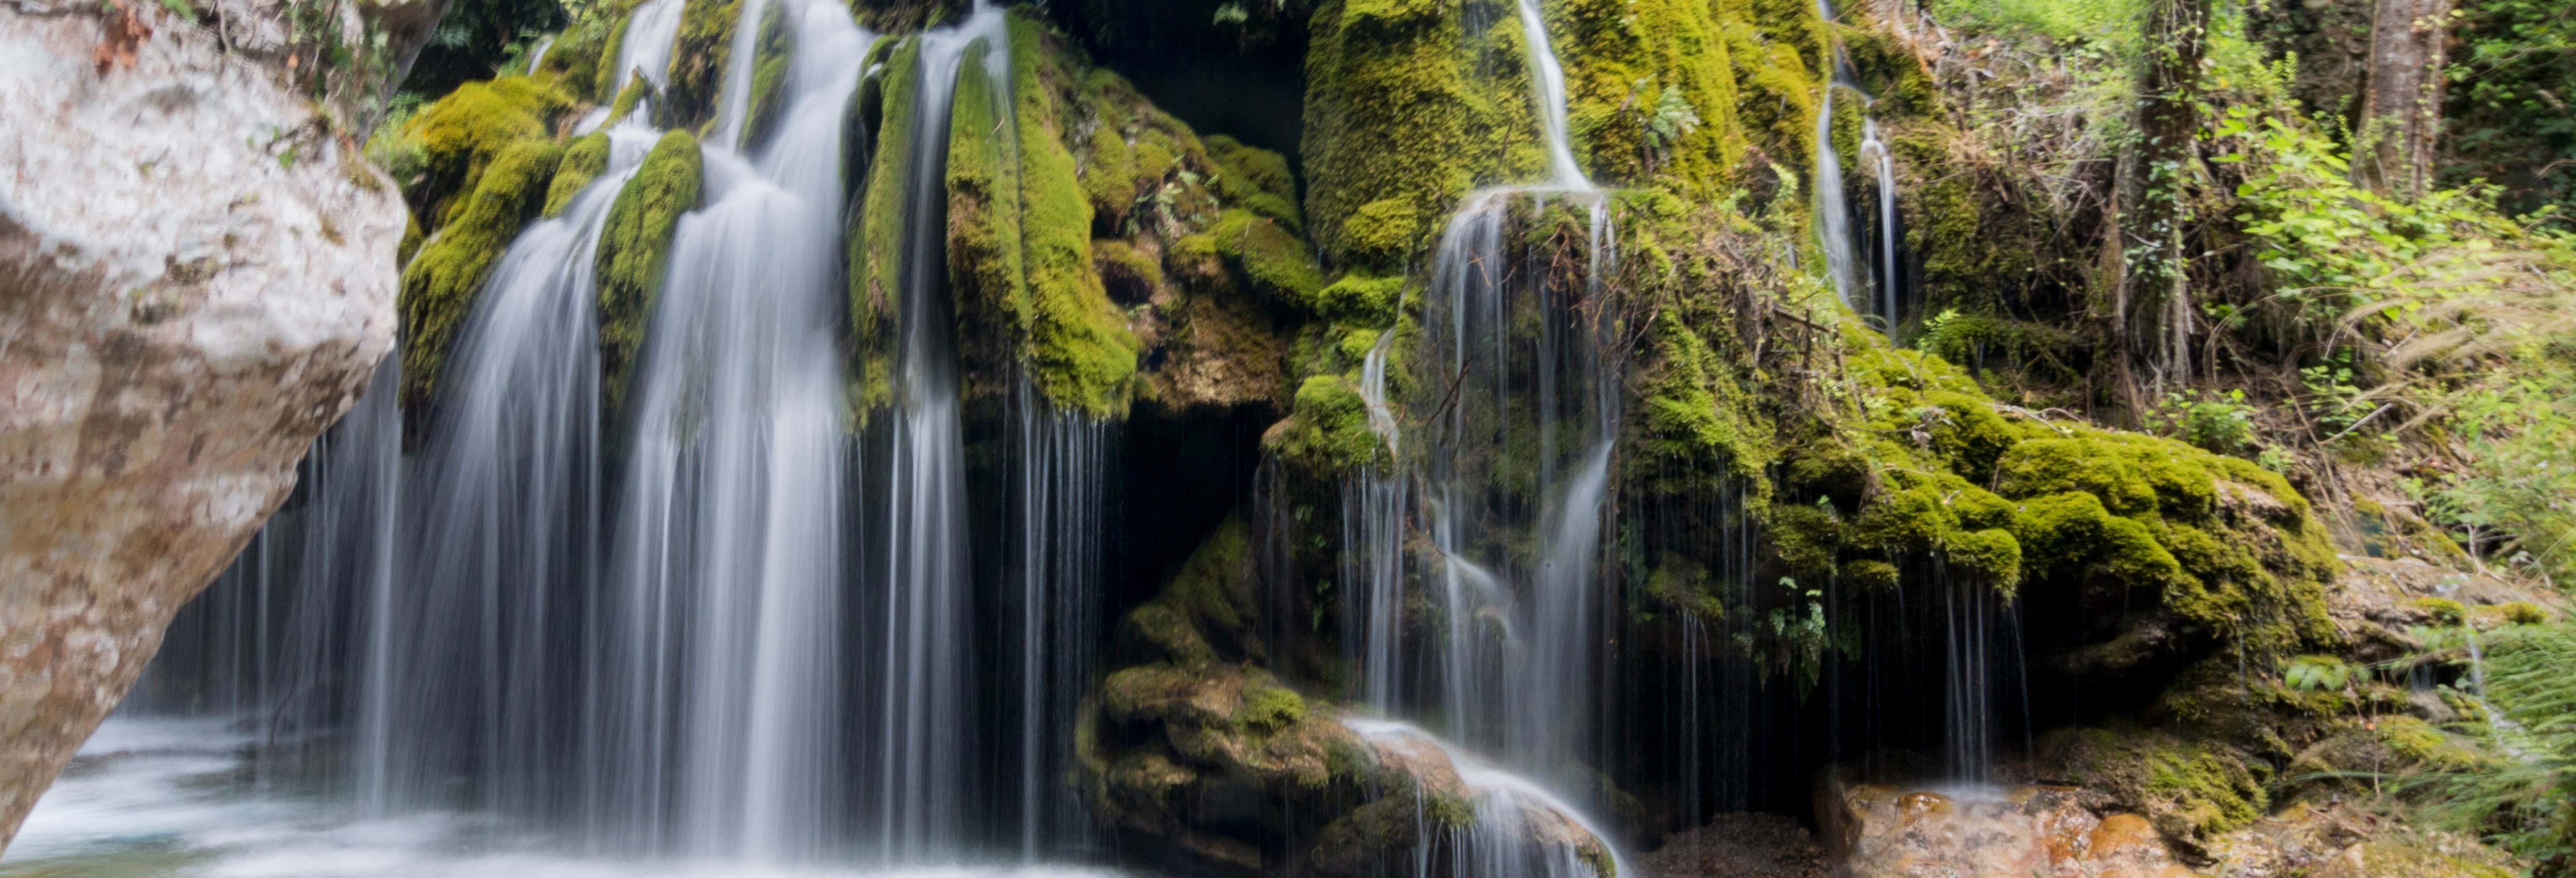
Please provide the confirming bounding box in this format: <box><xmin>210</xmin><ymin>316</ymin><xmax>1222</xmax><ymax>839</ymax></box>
<box><xmin>2413</xmin><ymin>597</ymin><xmax>2467</xmax><ymax>624</ymax></box>
<box><xmin>661</xmin><ymin>0</ymin><xmax>744</xmax><ymax>131</ymax></box>
<box><xmin>398</xmin><ymin>213</ymin><xmax>423</xmax><ymax>267</ymax></box>
<box><xmin>607</xmin><ymin>75</ymin><xmax>653</xmax><ymax>124</ymax></box>
<box><xmin>850</xmin><ymin>39</ymin><xmax>919</xmax><ymax>418</ymax></box>
<box><xmin>394</xmin><ymin>76</ymin><xmax>573</xmax><ymax>226</ymax></box>
<box><xmin>739</xmin><ymin>1</ymin><xmax>795</xmax><ymax>151</ymax></box>
<box><xmin>1093</xmin><ymin>238</ymin><xmax>1162</xmax><ymax>303</ymax></box>
<box><xmin>1237</xmin><ymin>685</ymin><xmax>1308</xmax><ymax>733</ymax></box>
<box><xmin>593</xmin><ymin>130</ymin><xmax>703</xmax><ymax>415</ymax></box>
<box><xmin>1303</xmin><ymin>0</ymin><xmax>1539</xmax><ymax>262</ymax></box>
<box><xmin>1205</xmin><ymin>134</ymin><xmax>1297</xmax><ymax>210</ymax></box>
<box><xmin>2376</xmin><ymin>715</ymin><xmax>2491</xmax><ymax>771</ymax></box>
<box><xmin>590</xmin><ymin>10</ymin><xmax>633</xmax><ymax>99</ymax></box>
<box><xmin>1644</xmin><ymin>554</ymin><xmax>1728</xmax><ymax>618</ymax></box>
<box><xmin>1632</xmin><ymin>313</ymin><xmax>1774</xmax><ymax>499</ymax></box>
<box><xmin>1214</xmin><ymin>208</ymin><xmax>1328</xmax><ymax>308</ymax></box>
<box><xmin>1081</xmin><ymin>123</ymin><xmax>1138</xmax><ymax>228</ymax></box>
<box><xmin>398</xmin><ymin>138</ymin><xmax>565</xmax><ymax>407</ymax></box>
<box><xmin>1115</xmin><ymin>516</ymin><xmax>1261</xmax><ymax>669</ymax></box>
<box><xmin>1275</xmin><ymin>375</ymin><xmax>1388</xmax><ymax>475</ymax></box>
<box><xmin>1315</xmin><ymin>272</ymin><xmax>1403</xmax><ymax>326</ymax></box>
<box><xmin>1340</xmin><ymin>197</ymin><xmax>1421</xmax><ymax>269</ymax></box>
<box><xmin>1553</xmin><ymin>0</ymin><xmax>1756</xmax><ymax>193</ymax></box>
<box><xmin>2040</xmin><ymin>726</ymin><xmax>2266</xmax><ymax>840</ymax></box>
<box><xmin>544</xmin><ymin>132</ymin><xmax>612</xmax><ymax>218</ymax></box>
<box><xmin>1004</xmin><ymin>15</ymin><xmax>1140</xmax><ymax>416</ymax></box>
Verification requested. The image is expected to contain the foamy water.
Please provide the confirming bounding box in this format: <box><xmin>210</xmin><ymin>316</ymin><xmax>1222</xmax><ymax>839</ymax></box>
<box><xmin>4</xmin><ymin>718</ymin><xmax>1125</xmax><ymax>878</ymax></box>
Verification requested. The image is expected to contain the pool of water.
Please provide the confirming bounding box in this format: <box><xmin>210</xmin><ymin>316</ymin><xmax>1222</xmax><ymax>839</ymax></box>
<box><xmin>3</xmin><ymin>718</ymin><xmax>1122</xmax><ymax>878</ymax></box>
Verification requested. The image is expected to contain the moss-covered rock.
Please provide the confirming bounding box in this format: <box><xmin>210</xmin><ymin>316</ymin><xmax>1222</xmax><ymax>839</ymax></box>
<box><xmin>593</xmin><ymin>130</ymin><xmax>703</xmax><ymax>414</ymax></box>
<box><xmin>738</xmin><ymin>1</ymin><xmax>795</xmax><ymax>152</ymax></box>
<box><xmin>1301</xmin><ymin>0</ymin><xmax>1540</xmax><ymax>262</ymax></box>
<box><xmin>1271</xmin><ymin>375</ymin><xmax>1386</xmax><ymax>476</ymax></box>
<box><xmin>387</xmin><ymin>76</ymin><xmax>574</xmax><ymax>228</ymax></box>
<box><xmin>398</xmin><ymin>138</ymin><xmax>566</xmax><ymax>407</ymax></box>
<box><xmin>1214</xmin><ymin>208</ymin><xmax>1326</xmax><ymax>306</ymax></box>
<box><xmin>2037</xmin><ymin>726</ymin><xmax>2267</xmax><ymax>845</ymax></box>
<box><xmin>543</xmin><ymin>131</ymin><xmax>613</xmax><ymax>217</ymax></box>
<box><xmin>660</xmin><ymin>0</ymin><xmax>743</xmax><ymax>131</ymax></box>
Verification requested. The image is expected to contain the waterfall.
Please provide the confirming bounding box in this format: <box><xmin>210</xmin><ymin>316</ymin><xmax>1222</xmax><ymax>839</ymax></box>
<box><xmin>1814</xmin><ymin>79</ymin><xmax>1859</xmax><ymax>308</ymax></box>
<box><xmin>368</xmin><ymin>118</ymin><xmax>657</xmax><ymax>818</ymax></box>
<box><xmin>576</xmin><ymin>0</ymin><xmax>687</xmax><ymax>133</ymax></box>
<box><xmin>1347</xmin><ymin>720</ymin><xmax>1636</xmax><ymax>878</ymax></box>
<box><xmin>858</xmin><ymin>3</ymin><xmax>1010</xmax><ymax>860</ymax></box>
<box><xmin>599</xmin><ymin>0</ymin><xmax>874</xmax><ymax>858</ymax></box>
<box><xmin>1011</xmin><ymin>380</ymin><xmax>1111</xmax><ymax>859</ymax></box>
<box><xmin>711</xmin><ymin>0</ymin><xmax>773</xmax><ymax>147</ymax></box>
<box><xmin>1860</xmin><ymin>118</ymin><xmax>1903</xmax><ymax>334</ymax></box>
<box><xmin>1333</xmin><ymin>3</ymin><xmax>1629</xmax><ymax>874</ymax></box>
<box><xmin>527</xmin><ymin>35</ymin><xmax>556</xmax><ymax>75</ymax></box>
<box><xmin>1512</xmin><ymin>0</ymin><xmax>1589</xmax><ymax>189</ymax></box>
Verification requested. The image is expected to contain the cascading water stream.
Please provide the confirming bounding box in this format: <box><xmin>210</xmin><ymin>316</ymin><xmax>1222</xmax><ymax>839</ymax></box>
<box><xmin>1337</xmin><ymin>3</ymin><xmax>1630</xmax><ymax>875</ymax></box>
<box><xmin>711</xmin><ymin>0</ymin><xmax>773</xmax><ymax>147</ymax></box>
<box><xmin>600</xmin><ymin>0</ymin><xmax>874</xmax><ymax>859</ymax></box>
<box><xmin>1346</xmin><ymin>720</ymin><xmax>1636</xmax><ymax>878</ymax></box>
<box><xmin>576</xmin><ymin>0</ymin><xmax>686</xmax><ymax>133</ymax></box>
<box><xmin>368</xmin><ymin>119</ymin><xmax>661</xmax><ymax>818</ymax></box>
<box><xmin>1512</xmin><ymin>0</ymin><xmax>1590</xmax><ymax>190</ymax></box>
<box><xmin>862</xmin><ymin>4</ymin><xmax>1008</xmax><ymax>860</ymax></box>
<box><xmin>1860</xmin><ymin>117</ymin><xmax>1902</xmax><ymax>334</ymax></box>
<box><xmin>1011</xmin><ymin>380</ymin><xmax>1111</xmax><ymax>860</ymax></box>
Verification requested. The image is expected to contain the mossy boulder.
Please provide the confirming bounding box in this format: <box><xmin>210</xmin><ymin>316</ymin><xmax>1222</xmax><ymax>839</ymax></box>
<box><xmin>594</xmin><ymin>130</ymin><xmax>703</xmax><ymax>415</ymax></box>
<box><xmin>398</xmin><ymin>138</ymin><xmax>566</xmax><ymax>407</ymax></box>
<box><xmin>1821</xmin><ymin>338</ymin><xmax>2339</xmax><ymax>670</ymax></box>
<box><xmin>386</xmin><ymin>76</ymin><xmax>574</xmax><ymax>228</ymax></box>
<box><xmin>935</xmin><ymin>17</ymin><xmax>1167</xmax><ymax>417</ymax></box>
<box><xmin>1270</xmin><ymin>375</ymin><xmax>1386</xmax><ymax>476</ymax></box>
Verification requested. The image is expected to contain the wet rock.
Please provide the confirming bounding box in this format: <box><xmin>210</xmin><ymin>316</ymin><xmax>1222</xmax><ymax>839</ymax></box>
<box><xmin>1825</xmin><ymin>782</ymin><xmax>2196</xmax><ymax>878</ymax></box>
<box><xmin>1638</xmin><ymin>813</ymin><xmax>1828</xmax><ymax>878</ymax></box>
<box><xmin>0</xmin><ymin>0</ymin><xmax>404</xmax><ymax>849</ymax></box>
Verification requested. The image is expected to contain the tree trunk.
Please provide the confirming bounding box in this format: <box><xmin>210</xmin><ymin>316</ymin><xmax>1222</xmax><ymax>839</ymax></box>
<box><xmin>2358</xmin><ymin>0</ymin><xmax>2450</xmax><ymax>198</ymax></box>
<box><xmin>2113</xmin><ymin>0</ymin><xmax>2211</xmax><ymax>410</ymax></box>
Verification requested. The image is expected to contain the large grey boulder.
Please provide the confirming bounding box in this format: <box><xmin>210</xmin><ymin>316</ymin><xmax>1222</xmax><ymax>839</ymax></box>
<box><xmin>0</xmin><ymin>0</ymin><xmax>419</xmax><ymax>849</ymax></box>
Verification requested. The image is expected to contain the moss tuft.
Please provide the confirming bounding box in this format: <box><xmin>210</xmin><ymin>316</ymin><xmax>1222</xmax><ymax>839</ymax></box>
<box><xmin>1274</xmin><ymin>375</ymin><xmax>1388</xmax><ymax>475</ymax></box>
<box><xmin>1214</xmin><ymin>208</ymin><xmax>1328</xmax><ymax>307</ymax></box>
<box><xmin>1315</xmin><ymin>272</ymin><xmax>1404</xmax><ymax>326</ymax></box>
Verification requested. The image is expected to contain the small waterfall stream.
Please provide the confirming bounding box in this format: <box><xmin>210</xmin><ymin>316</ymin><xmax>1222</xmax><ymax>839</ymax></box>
<box><xmin>1340</xmin><ymin>2</ymin><xmax>1632</xmax><ymax>875</ymax></box>
<box><xmin>1860</xmin><ymin>117</ymin><xmax>1904</xmax><ymax>333</ymax></box>
<box><xmin>601</xmin><ymin>0</ymin><xmax>874</xmax><ymax>858</ymax></box>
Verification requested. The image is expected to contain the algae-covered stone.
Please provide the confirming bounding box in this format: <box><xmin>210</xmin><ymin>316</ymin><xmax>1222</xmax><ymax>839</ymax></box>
<box><xmin>1214</xmin><ymin>208</ymin><xmax>1326</xmax><ymax>306</ymax></box>
<box><xmin>390</xmin><ymin>76</ymin><xmax>574</xmax><ymax>227</ymax></box>
<box><xmin>594</xmin><ymin>130</ymin><xmax>703</xmax><ymax>414</ymax></box>
<box><xmin>739</xmin><ymin>1</ymin><xmax>796</xmax><ymax>152</ymax></box>
<box><xmin>399</xmin><ymin>138</ymin><xmax>566</xmax><ymax>406</ymax></box>
<box><xmin>661</xmin><ymin>0</ymin><xmax>744</xmax><ymax>131</ymax></box>
<box><xmin>2037</xmin><ymin>726</ymin><xmax>2267</xmax><ymax>844</ymax></box>
<box><xmin>1273</xmin><ymin>375</ymin><xmax>1386</xmax><ymax>475</ymax></box>
<box><xmin>1302</xmin><ymin>0</ymin><xmax>1539</xmax><ymax>262</ymax></box>
<box><xmin>543</xmin><ymin>132</ymin><xmax>613</xmax><ymax>218</ymax></box>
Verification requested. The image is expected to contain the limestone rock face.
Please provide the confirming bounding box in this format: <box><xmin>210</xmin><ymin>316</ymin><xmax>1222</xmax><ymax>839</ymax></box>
<box><xmin>1828</xmin><ymin>783</ymin><xmax>2196</xmax><ymax>878</ymax></box>
<box><xmin>0</xmin><ymin>0</ymin><xmax>405</xmax><ymax>849</ymax></box>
